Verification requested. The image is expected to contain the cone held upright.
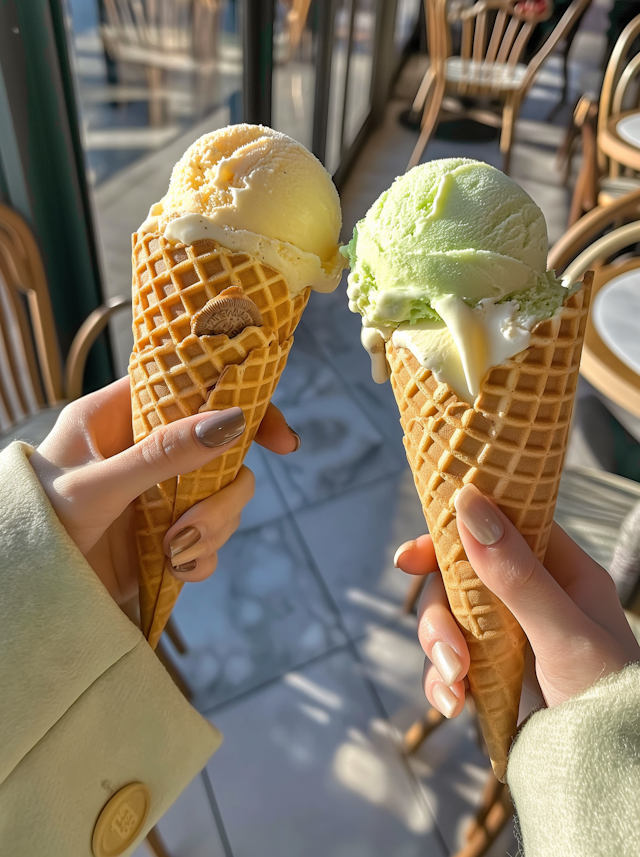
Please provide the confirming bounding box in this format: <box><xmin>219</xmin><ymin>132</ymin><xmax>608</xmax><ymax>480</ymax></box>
<box><xmin>387</xmin><ymin>275</ymin><xmax>592</xmax><ymax>781</ymax></box>
<box><xmin>129</xmin><ymin>232</ymin><xmax>309</xmax><ymax>648</ymax></box>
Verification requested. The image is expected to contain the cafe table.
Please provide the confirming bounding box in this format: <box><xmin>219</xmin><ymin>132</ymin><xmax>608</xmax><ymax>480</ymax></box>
<box><xmin>582</xmin><ymin>262</ymin><xmax>640</xmax><ymax>419</ymax></box>
<box><xmin>599</xmin><ymin>109</ymin><xmax>640</xmax><ymax>173</ymax></box>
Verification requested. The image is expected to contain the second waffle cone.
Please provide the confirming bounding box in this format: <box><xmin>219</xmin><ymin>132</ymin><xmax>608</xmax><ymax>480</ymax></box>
<box><xmin>129</xmin><ymin>231</ymin><xmax>309</xmax><ymax>648</ymax></box>
<box><xmin>386</xmin><ymin>275</ymin><xmax>592</xmax><ymax>781</ymax></box>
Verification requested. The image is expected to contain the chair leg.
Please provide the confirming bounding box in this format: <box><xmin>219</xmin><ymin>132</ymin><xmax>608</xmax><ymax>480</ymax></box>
<box><xmin>164</xmin><ymin>615</ymin><xmax>188</xmax><ymax>654</ymax></box>
<box><xmin>470</xmin><ymin>772</ymin><xmax>505</xmax><ymax>835</ymax></box>
<box><xmin>146</xmin><ymin>826</ymin><xmax>172</xmax><ymax>857</ymax></box>
<box><xmin>403</xmin><ymin>707</ymin><xmax>447</xmax><ymax>754</ymax></box>
<box><xmin>406</xmin><ymin>71</ymin><xmax>445</xmax><ymax>172</ymax></box>
<box><xmin>454</xmin><ymin>786</ymin><xmax>513</xmax><ymax>857</ymax></box>
<box><xmin>412</xmin><ymin>64</ymin><xmax>435</xmax><ymax>114</ymax></box>
<box><xmin>402</xmin><ymin>574</ymin><xmax>426</xmax><ymax>614</ymax></box>
<box><xmin>500</xmin><ymin>98</ymin><xmax>518</xmax><ymax>176</ymax></box>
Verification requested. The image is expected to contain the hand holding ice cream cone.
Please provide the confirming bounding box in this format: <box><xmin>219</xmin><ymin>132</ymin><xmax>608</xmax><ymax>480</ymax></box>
<box><xmin>395</xmin><ymin>493</ymin><xmax>640</xmax><ymax>736</ymax></box>
<box><xmin>129</xmin><ymin>124</ymin><xmax>345</xmax><ymax>647</ymax></box>
<box><xmin>344</xmin><ymin>158</ymin><xmax>591</xmax><ymax>780</ymax></box>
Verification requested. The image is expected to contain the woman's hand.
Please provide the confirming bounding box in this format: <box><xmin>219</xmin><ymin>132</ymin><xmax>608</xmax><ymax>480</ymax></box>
<box><xmin>395</xmin><ymin>483</ymin><xmax>640</xmax><ymax>719</ymax></box>
<box><xmin>28</xmin><ymin>377</ymin><xmax>300</xmax><ymax>606</ymax></box>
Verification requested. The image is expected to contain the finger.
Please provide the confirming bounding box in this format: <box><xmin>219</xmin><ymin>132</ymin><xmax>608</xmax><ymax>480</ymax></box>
<box><xmin>168</xmin><ymin>513</ymin><xmax>241</xmax><ymax>575</ymax></box>
<box><xmin>393</xmin><ymin>534</ymin><xmax>438</xmax><ymax>575</ymax></box>
<box><xmin>454</xmin><ymin>484</ymin><xmax>605</xmax><ymax>659</ymax></box>
<box><xmin>59</xmin><ymin>408</ymin><xmax>247</xmax><ymax>528</ymax></box>
<box><xmin>254</xmin><ymin>403</ymin><xmax>301</xmax><ymax>454</ymax></box>
<box><xmin>169</xmin><ymin>549</ymin><xmax>219</xmax><ymax>583</ymax></box>
<box><xmin>423</xmin><ymin>661</ymin><xmax>466</xmax><ymax>718</ymax></box>
<box><xmin>38</xmin><ymin>377</ymin><xmax>133</xmax><ymax>464</ymax></box>
<box><xmin>163</xmin><ymin>466</ymin><xmax>255</xmax><ymax>559</ymax></box>
<box><xmin>416</xmin><ymin>572</ymin><xmax>470</xmax><ymax>685</ymax></box>
<box><xmin>543</xmin><ymin>523</ymin><xmax>638</xmax><ymax>647</ymax></box>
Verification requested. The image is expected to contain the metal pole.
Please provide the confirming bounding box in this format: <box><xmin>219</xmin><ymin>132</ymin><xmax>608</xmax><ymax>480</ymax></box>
<box><xmin>312</xmin><ymin>0</ymin><xmax>338</xmax><ymax>165</ymax></box>
<box><xmin>243</xmin><ymin>0</ymin><xmax>275</xmax><ymax>126</ymax></box>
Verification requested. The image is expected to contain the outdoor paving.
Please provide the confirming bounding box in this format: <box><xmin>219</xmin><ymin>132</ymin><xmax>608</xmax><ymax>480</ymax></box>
<box><xmin>74</xmin><ymin>14</ymin><xmax>613</xmax><ymax>857</ymax></box>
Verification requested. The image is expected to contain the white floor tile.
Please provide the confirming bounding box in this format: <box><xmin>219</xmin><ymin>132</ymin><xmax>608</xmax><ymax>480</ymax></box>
<box><xmin>295</xmin><ymin>472</ymin><xmax>427</xmax><ymax>637</ymax></box>
<box><xmin>206</xmin><ymin>649</ymin><xmax>446</xmax><ymax>857</ymax></box>
<box><xmin>166</xmin><ymin>515</ymin><xmax>346</xmax><ymax>710</ymax></box>
<box><xmin>131</xmin><ymin>774</ymin><xmax>226</xmax><ymax>857</ymax></box>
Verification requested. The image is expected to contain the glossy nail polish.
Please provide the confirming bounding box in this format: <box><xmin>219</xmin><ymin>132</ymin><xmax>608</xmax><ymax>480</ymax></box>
<box><xmin>454</xmin><ymin>484</ymin><xmax>504</xmax><ymax>546</ymax></box>
<box><xmin>393</xmin><ymin>540</ymin><xmax>417</xmax><ymax>568</ymax></box>
<box><xmin>432</xmin><ymin>682</ymin><xmax>457</xmax><ymax>718</ymax></box>
<box><xmin>169</xmin><ymin>526</ymin><xmax>201</xmax><ymax>559</ymax></box>
<box><xmin>195</xmin><ymin>408</ymin><xmax>245</xmax><ymax>448</ymax></box>
<box><xmin>174</xmin><ymin>560</ymin><xmax>197</xmax><ymax>574</ymax></box>
<box><xmin>430</xmin><ymin>641</ymin><xmax>462</xmax><ymax>686</ymax></box>
<box><xmin>286</xmin><ymin>424</ymin><xmax>302</xmax><ymax>452</ymax></box>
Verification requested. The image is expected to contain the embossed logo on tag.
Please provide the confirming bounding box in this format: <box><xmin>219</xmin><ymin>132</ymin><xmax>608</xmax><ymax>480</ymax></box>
<box><xmin>110</xmin><ymin>802</ymin><xmax>139</xmax><ymax>840</ymax></box>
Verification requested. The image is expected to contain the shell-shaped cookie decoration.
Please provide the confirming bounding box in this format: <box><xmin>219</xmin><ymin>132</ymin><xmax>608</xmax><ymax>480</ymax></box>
<box><xmin>191</xmin><ymin>286</ymin><xmax>263</xmax><ymax>338</ymax></box>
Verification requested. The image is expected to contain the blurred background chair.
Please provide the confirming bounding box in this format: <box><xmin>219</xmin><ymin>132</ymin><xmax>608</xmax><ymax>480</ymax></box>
<box><xmin>406</xmin><ymin>0</ymin><xmax>592</xmax><ymax>173</ymax></box>
<box><xmin>99</xmin><ymin>0</ymin><xmax>223</xmax><ymax>125</ymax></box>
<box><xmin>563</xmin><ymin>14</ymin><xmax>640</xmax><ymax>224</ymax></box>
<box><xmin>598</xmin><ymin>11</ymin><xmax>640</xmax><ymax>180</ymax></box>
<box><xmin>0</xmin><ymin>204</ymin><xmax>129</xmax><ymax>450</ymax></box>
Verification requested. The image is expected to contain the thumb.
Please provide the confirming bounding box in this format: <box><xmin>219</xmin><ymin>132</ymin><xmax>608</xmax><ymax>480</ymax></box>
<box><xmin>453</xmin><ymin>484</ymin><xmax>590</xmax><ymax>658</ymax></box>
<box><xmin>84</xmin><ymin>407</ymin><xmax>246</xmax><ymax>514</ymax></box>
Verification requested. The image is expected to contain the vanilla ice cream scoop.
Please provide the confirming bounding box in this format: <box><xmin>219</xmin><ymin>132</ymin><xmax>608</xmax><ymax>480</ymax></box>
<box><xmin>141</xmin><ymin>124</ymin><xmax>345</xmax><ymax>294</ymax></box>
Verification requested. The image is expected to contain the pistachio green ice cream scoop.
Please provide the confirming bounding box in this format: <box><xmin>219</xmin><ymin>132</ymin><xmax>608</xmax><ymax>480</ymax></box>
<box><xmin>344</xmin><ymin>158</ymin><xmax>564</xmax><ymax>327</ymax></box>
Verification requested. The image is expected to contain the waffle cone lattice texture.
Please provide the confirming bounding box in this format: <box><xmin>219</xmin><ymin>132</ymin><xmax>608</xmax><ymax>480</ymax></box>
<box><xmin>387</xmin><ymin>275</ymin><xmax>591</xmax><ymax>781</ymax></box>
<box><xmin>129</xmin><ymin>232</ymin><xmax>309</xmax><ymax>648</ymax></box>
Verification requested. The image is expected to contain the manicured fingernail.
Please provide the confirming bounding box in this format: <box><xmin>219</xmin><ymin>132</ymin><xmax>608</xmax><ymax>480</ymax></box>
<box><xmin>431</xmin><ymin>641</ymin><xmax>462</xmax><ymax>686</ymax></box>
<box><xmin>432</xmin><ymin>682</ymin><xmax>457</xmax><ymax>718</ymax></box>
<box><xmin>286</xmin><ymin>424</ymin><xmax>301</xmax><ymax>452</ymax></box>
<box><xmin>454</xmin><ymin>484</ymin><xmax>504</xmax><ymax>546</ymax></box>
<box><xmin>174</xmin><ymin>560</ymin><xmax>197</xmax><ymax>573</ymax></box>
<box><xmin>169</xmin><ymin>526</ymin><xmax>201</xmax><ymax>558</ymax></box>
<box><xmin>394</xmin><ymin>540</ymin><xmax>417</xmax><ymax>568</ymax></box>
<box><xmin>195</xmin><ymin>407</ymin><xmax>245</xmax><ymax>448</ymax></box>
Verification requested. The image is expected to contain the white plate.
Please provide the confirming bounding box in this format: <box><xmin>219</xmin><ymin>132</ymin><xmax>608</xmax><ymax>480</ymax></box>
<box><xmin>616</xmin><ymin>113</ymin><xmax>640</xmax><ymax>149</ymax></box>
<box><xmin>593</xmin><ymin>269</ymin><xmax>640</xmax><ymax>377</ymax></box>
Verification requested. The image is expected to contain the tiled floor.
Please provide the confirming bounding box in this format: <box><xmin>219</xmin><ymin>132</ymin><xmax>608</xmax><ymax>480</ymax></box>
<box><xmin>110</xmin><ymin>19</ymin><xmax>619</xmax><ymax>857</ymax></box>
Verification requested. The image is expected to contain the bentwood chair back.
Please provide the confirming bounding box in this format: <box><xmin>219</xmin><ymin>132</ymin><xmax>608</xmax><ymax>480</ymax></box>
<box><xmin>598</xmin><ymin>13</ymin><xmax>640</xmax><ymax>178</ymax></box>
<box><xmin>558</xmin><ymin>220</ymin><xmax>640</xmax><ymax>419</ymax></box>
<box><xmin>0</xmin><ymin>205</ymin><xmax>65</xmax><ymax>433</ymax></box>
<box><xmin>407</xmin><ymin>0</ymin><xmax>591</xmax><ymax>173</ymax></box>
<box><xmin>0</xmin><ymin>204</ymin><xmax>129</xmax><ymax>444</ymax></box>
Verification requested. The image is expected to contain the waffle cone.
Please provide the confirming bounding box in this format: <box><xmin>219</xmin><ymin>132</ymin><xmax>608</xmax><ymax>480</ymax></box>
<box><xmin>386</xmin><ymin>274</ymin><xmax>592</xmax><ymax>781</ymax></box>
<box><xmin>129</xmin><ymin>231</ymin><xmax>309</xmax><ymax>648</ymax></box>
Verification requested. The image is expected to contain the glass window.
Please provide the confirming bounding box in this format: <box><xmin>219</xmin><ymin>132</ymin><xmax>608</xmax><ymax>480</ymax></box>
<box><xmin>66</xmin><ymin>0</ymin><xmax>242</xmax><ymax>372</ymax></box>
<box><xmin>272</xmin><ymin>0</ymin><xmax>319</xmax><ymax>150</ymax></box>
<box><xmin>343</xmin><ymin>0</ymin><xmax>376</xmax><ymax>151</ymax></box>
<box><xmin>394</xmin><ymin>0</ymin><xmax>421</xmax><ymax>57</ymax></box>
<box><xmin>325</xmin><ymin>0</ymin><xmax>352</xmax><ymax>175</ymax></box>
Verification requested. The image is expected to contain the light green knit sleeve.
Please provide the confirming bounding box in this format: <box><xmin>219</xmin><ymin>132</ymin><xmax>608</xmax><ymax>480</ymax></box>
<box><xmin>0</xmin><ymin>443</ymin><xmax>221</xmax><ymax>856</ymax></box>
<box><xmin>507</xmin><ymin>662</ymin><xmax>640</xmax><ymax>857</ymax></box>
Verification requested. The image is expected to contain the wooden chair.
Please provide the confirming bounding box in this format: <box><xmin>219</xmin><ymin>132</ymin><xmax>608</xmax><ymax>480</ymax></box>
<box><xmin>406</xmin><ymin>0</ymin><xmax>592</xmax><ymax>173</ymax></box>
<box><xmin>549</xmin><ymin>184</ymin><xmax>640</xmax><ymax>273</ymax></box>
<box><xmin>559</xmin><ymin>221</ymin><xmax>640</xmax><ymax>417</ymax></box>
<box><xmin>598</xmin><ymin>12</ymin><xmax>640</xmax><ymax>180</ymax></box>
<box><xmin>0</xmin><ymin>204</ymin><xmax>129</xmax><ymax>448</ymax></box>
<box><xmin>100</xmin><ymin>0</ymin><xmax>223</xmax><ymax>125</ymax></box>
<box><xmin>561</xmin><ymin>15</ymin><xmax>640</xmax><ymax>224</ymax></box>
